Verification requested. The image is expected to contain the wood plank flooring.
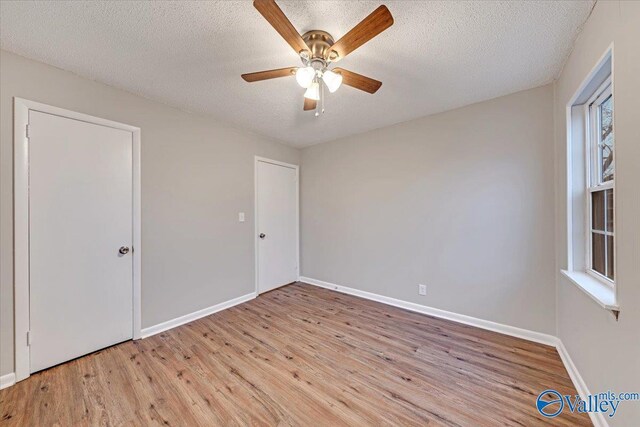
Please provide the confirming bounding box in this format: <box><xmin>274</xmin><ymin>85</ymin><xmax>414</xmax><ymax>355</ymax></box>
<box><xmin>0</xmin><ymin>282</ymin><xmax>590</xmax><ymax>426</ymax></box>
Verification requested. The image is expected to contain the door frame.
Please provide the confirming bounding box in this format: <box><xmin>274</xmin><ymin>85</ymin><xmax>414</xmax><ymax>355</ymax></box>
<box><xmin>13</xmin><ymin>98</ymin><xmax>142</xmax><ymax>382</ymax></box>
<box><xmin>254</xmin><ymin>156</ymin><xmax>300</xmax><ymax>295</ymax></box>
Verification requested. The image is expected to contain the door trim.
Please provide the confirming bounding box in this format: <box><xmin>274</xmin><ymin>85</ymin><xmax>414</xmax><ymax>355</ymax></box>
<box><xmin>13</xmin><ymin>98</ymin><xmax>142</xmax><ymax>382</ymax></box>
<box><xmin>254</xmin><ymin>156</ymin><xmax>300</xmax><ymax>295</ymax></box>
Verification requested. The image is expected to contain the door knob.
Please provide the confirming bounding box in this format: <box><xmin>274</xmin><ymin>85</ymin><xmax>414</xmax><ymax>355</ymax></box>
<box><xmin>259</xmin><ymin>233</ymin><xmax>266</xmax><ymax>239</ymax></box>
<box><xmin>119</xmin><ymin>246</ymin><xmax>130</xmax><ymax>255</ymax></box>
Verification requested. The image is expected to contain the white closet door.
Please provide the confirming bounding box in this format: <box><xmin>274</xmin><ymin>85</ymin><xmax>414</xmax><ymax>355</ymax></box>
<box><xmin>257</xmin><ymin>160</ymin><xmax>298</xmax><ymax>294</ymax></box>
<box><xmin>29</xmin><ymin>110</ymin><xmax>133</xmax><ymax>373</ymax></box>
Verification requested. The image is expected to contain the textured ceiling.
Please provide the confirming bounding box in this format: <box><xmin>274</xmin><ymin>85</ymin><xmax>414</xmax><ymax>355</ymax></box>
<box><xmin>0</xmin><ymin>1</ymin><xmax>594</xmax><ymax>147</ymax></box>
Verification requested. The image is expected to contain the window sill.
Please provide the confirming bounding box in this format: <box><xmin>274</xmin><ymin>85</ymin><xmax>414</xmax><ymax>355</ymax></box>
<box><xmin>561</xmin><ymin>270</ymin><xmax>619</xmax><ymax>313</ymax></box>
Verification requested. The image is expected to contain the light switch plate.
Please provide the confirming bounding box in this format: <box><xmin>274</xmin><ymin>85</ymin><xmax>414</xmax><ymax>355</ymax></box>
<box><xmin>238</xmin><ymin>212</ymin><xmax>245</xmax><ymax>222</ymax></box>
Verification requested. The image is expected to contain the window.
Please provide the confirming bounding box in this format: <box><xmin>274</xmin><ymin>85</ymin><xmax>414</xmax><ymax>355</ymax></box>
<box><xmin>586</xmin><ymin>79</ymin><xmax>614</xmax><ymax>284</ymax></box>
<box><xmin>563</xmin><ymin>50</ymin><xmax>617</xmax><ymax>314</ymax></box>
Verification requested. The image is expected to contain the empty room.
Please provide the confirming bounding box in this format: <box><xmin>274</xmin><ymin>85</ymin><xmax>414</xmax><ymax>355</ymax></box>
<box><xmin>0</xmin><ymin>0</ymin><xmax>638</xmax><ymax>425</ymax></box>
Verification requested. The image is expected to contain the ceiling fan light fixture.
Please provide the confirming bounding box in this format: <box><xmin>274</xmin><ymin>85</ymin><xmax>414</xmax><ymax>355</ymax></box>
<box><xmin>304</xmin><ymin>81</ymin><xmax>320</xmax><ymax>101</ymax></box>
<box><xmin>243</xmin><ymin>1</ymin><xmax>394</xmax><ymax>115</ymax></box>
<box><xmin>322</xmin><ymin>69</ymin><xmax>343</xmax><ymax>93</ymax></box>
<box><xmin>295</xmin><ymin>66</ymin><xmax>315</xmax><ymax>88</ymax></box>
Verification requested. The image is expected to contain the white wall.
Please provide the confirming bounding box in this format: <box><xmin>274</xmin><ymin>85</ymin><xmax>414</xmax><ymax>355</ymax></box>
<box><xmin>0</xmin><ymin>50</ymin><xmax>300</xmax><ymax>376</ymax></box>
<box><xmin>301</xmin><ymin>84</ymin><xmax>556</xmax><ymax>334</ymax></box>
<box><xmin>2</xmin><ymin>4</ymin><xmax>638</xmax><ymax>420</ymax></box>
<box><xmin>554</xmin><ymin>1</ymin><xmax>640</xmax><ymax>425</ymax></box>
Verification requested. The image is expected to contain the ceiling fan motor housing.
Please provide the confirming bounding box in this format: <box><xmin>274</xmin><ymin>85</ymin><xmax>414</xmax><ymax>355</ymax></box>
<box><xmin>302</xmin><ymin>30</ymin><xmax>336</xmax><ymax>61</ymax></box>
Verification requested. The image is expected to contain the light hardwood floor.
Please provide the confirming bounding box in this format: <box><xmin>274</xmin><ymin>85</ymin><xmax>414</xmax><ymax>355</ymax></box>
<box><xmin>0</xmin><ymin>282</ymin><xmax>590</xmax><ymax>426</ymax></box>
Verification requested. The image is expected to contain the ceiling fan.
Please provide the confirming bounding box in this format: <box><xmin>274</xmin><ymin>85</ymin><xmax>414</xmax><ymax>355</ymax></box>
<box><xmin>242</xmin><ymin>0</ymin><xmax>394</xmax><ymax>116</ymax></box>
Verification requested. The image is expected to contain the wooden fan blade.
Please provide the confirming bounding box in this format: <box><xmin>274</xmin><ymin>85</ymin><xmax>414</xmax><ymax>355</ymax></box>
<box><xmin>241</xmin><ymin>67</ymin><xmax>297</xmax><ymax>82</ymax></box>
<box><xmin>254</xmin><ymin>0</ymin><xmax>309</xmax><ymax>55</ymax></box>
<box><xmin>303</xmin><ymin>97</ymin><xmax>317</xmax><ymax>111</ymax></box>
<box><xmin>333</xmin><ymin>68</ymin><xmax>382</xmax><ymax>94</ymax></box>
<box><xmin>327</xmin><ymin>5</ymin><xmax>393</xmax><ymax>61</ymax></box>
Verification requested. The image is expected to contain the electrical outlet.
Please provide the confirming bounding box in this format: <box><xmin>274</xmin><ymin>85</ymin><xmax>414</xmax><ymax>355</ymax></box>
<box><xmin>418</xmin><ymin>284</ymin><xmax>427</xmax><ymax>296</ymax></box>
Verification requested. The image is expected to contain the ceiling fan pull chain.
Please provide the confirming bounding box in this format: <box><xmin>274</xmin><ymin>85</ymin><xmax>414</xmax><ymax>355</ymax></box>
<box><xmin>321</xmin><ymin>81</ymin><xmax>325</xmax><ymax>115</ymax></box>
<box><xmin>315</xmin><ymin>82</ymin><xmax>321</xmax><ymax>117</ymax></box>
<box><xmin>315</xmin><ymin>79</ymin><xmax>324</xmax><ymax>118</ymax></box>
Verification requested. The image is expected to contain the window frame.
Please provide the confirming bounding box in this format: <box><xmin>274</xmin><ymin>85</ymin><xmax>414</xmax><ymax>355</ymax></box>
<box><xmin>584</xmin><ymin>77</ymin><xmax>615</xmax><ymax>287</ymax></box>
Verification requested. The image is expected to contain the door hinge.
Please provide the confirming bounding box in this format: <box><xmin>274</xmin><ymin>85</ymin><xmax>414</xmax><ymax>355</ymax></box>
<box><xmin>27</xmin><ymin>331</ymin><xmax>31</xmax><ymax>346</ymax></box>
<box><xmin>25</xmin><ymin>124</ymin><xmax>30</xmax><ymax>139</ymax></box>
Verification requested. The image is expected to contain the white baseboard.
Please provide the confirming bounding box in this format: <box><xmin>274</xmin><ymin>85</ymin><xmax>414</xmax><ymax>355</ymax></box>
<box><xmin>0</xmin><ymin>373</ymin><xmax>16</xmax><ymax>390</ymax></box>
<box><xmin>140</xmin><ymin>292</ymin><xmax>256</xmax><ymax>338</ymax></box>
<box><xmin>556</xmin><ymin>340</ymin><xmax>608</xmax><ymax>427</ymax></box>
<box><xmin>299</xmin><ymin>276</ymin><xmax>558</xmax><ymax>346</ymax></box>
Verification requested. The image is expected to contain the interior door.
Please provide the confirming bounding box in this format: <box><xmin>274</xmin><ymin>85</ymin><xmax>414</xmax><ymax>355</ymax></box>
<box><xmin>29</xmin><ymin>110</ymin><xmax>133</xmax><ymax>373</ymax></box>
<box><xmin>257</xmin><ymin>160</ymin><xmax>298</xmax><ymax>294</ymax></box>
